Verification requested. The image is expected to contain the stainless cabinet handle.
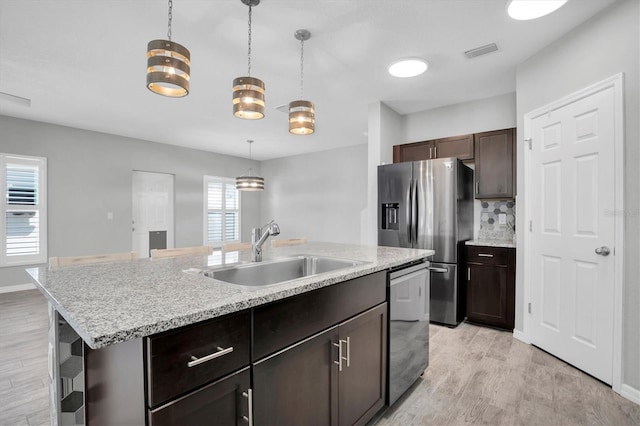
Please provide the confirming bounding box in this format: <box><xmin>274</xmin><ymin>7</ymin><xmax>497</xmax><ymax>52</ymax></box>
<box><xmin>478</xmin><ymin>253</ymin><xmax>494</xmax><ymax>257</ymax></box>
<box><xmin>242</xmin><ymin>389</ymin><xmax>253</xmax><ymax>426</ymax></box>
<box><xmin>434</xmin><ymin>146</ymin><xmax>437</xmax><ymax>158</ymax></box>
<box><xmin>429</xmin><ymin>267</ymin><xmax>448</xmax><ymax>273</ymax></box>
<box><xmin>467</xmin><ymin>267</ymin><xmax>470</xmax><ymax>281</ymax></box>
<box><xmin>476</xmin><ymin>181</ymin><xmax>479</xmax><ymax>194</ymax></box>
<box><xmin>345</xmin><ymin>337</ymin><xmax>351</xmax><ymax>368</ymax></box>
<box><xmin>333</xmin><ymin>341</ymin><xmax>343</xmax><ymax>371</ymax></box>
<box><xmin>429</xmin><ymin>147</ymin><xmax>433</xmax><ymax>158</ymax></box>
<box><xmin>595</xmin><ymin>246</ymin><xmax>610</xmax><ymax>256</ymax></box>
<box><xmin>187</xmin><ymin>346</ymin><xmax>234</xmax><ymax>367</ymax></box>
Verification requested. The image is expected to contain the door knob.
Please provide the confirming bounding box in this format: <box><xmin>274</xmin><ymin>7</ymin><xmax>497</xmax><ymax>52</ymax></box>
<box><xmin>595</xmin><ymin>246</ymin><xmax>610</xmax><ymax>256</ymax></box>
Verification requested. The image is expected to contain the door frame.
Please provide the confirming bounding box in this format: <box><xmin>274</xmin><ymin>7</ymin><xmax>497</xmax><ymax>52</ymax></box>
<box><xmin>522</xmin><ymin>73</ymin><xmax>625</xmax><ymax>394</ymax></box>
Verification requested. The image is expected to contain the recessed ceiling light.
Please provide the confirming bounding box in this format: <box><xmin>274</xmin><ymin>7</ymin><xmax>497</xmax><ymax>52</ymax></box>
<box><xmin>388</xmin><ymin>59</ymin><xmax>428</xmax><ymax>78</ymax></box>
<box><xmin>507</xmin><ymin>0</ymin><xmax>568</xmax><ymax>21</ymax></box>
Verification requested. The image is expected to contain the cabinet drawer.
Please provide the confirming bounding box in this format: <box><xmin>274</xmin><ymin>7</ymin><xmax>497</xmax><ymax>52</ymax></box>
<box><xmin>467</xmin><ymin>246</ymin><xmax>508</xmax><ymax>265</ymax></box>
<box><xmin>147</xmin><ymin>311</ymin><xmax>250</xmax><ymax>407</ymax></box>
<box><xmin>149</xmin><ymin>368</ymin><xmax>250</xmax><ymax>426</ymax></box>
<box><xmin>253</xmin><ymin>271</ymin><xmax>386</xmax><ymax>361</ymax></box>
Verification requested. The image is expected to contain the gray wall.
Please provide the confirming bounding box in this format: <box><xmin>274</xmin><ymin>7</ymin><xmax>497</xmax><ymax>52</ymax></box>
<box><xmin>0</xmin><ymin>115</ymin><xmax>261</xmax><ymax>288</ymax></box>
<box><xmin>260</xmin><ymin>144</ymin><xmax>368</xmax><ymax>244</ymax></box>
<box><xmin>402</xmin><ymin>93</ymin><xmax>517</xmax><ymax>144</ymax></box>
<box><xmin>515</xmin><ymin>0</ymin><xmax>639</xmax><ymax>390</ymax></box>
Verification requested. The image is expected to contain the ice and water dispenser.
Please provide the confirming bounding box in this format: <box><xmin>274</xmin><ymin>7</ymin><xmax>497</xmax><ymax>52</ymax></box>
<box><xmin>381</xmin><ymin>203</ymin><xmax>399</xmax><ymax>230</ymax></box>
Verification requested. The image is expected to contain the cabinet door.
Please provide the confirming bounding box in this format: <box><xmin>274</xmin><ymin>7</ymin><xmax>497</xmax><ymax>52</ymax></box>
<box><xmin>466</xmin><ymin>263</ymin><xmax>509</xmax><ymax>329</ymax></box>
<box><xmin>474</xmin><ymin>128</ymin><xmax>515</xmax><ymax>199</ymax></box>
<box><xmin>393</xmin><ymin>141</ymin><xmax>434</xmax><ymax>163</ymax></box>
<box><xmin>338</xmin><ymin>304</ymin><xmax>387</xmax><ymax>426</ymax></box>
<box><xmin>148</xmin><ymin>368</ymin><xmax>250</xmax><ymax>426</ymax></box>
<box><xmin>434</xmin><ymin>134</ymin><xmax>474</xmax><ymax>161</ymax></box>
<box><xmin>253</xmin><ymin>327</ymin><xmax>340</xmax><ymax>426</ymax></box>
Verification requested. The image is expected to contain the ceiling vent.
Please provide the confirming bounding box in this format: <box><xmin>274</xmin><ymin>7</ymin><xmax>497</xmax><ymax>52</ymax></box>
<box><xmin>0</xmin><ymin>92</ymin><xmax>31</xmax><ymax>107</ymax></box>
<box><xmin>464</xmin><ymin>43</ymin><xmax>499</xmax><ymax>59</ymax></box>
<box><xmin>275</xmin><ymin>104</ymin><xmax>289</xmax><ymax>114</ymax></box>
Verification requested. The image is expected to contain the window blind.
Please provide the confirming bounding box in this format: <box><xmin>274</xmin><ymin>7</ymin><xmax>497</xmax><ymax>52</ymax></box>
<box><xmin>1</xmin><ymin>155</ymin><xmax>47</xmax><ymax>266</ymax></box>
<box><xmin>205</xmin><ymin>177</ymin><xmax>240</xmax><ymax>246</ymax></box>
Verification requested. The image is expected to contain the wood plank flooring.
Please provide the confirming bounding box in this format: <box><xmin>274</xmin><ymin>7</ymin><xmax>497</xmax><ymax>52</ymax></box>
<box><xmin>0</xmin><ymin>290</ymin><xmax>49</xmax><ymax>426</ymax></box>
<box><xmin>376</xmin><ymin>322</ymin><xmax>640</xmax><ymax>426</ymax></box>
<box><xmin>1</xmin><ymin>290</ymin><xmax>639</xmax><ymax>426</ymax></box>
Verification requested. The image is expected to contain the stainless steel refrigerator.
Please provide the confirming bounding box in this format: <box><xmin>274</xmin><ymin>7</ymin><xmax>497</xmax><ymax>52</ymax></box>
<box><xmin>378</xmin><ymin>158</ymin><xmax>473</xmax><ymax>326</ymax></box>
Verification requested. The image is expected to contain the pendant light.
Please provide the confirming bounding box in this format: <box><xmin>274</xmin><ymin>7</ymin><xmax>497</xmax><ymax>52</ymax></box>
<box><xmin>233</xmin><ymin>0</ymin><xmax>265</xmax><ymax>119</ymax></box>
<box><xmin>289</xmin><ymin>29</ymin><xmax>315</xmax><ymax>135</ymax></box>
<box><xmin>147</xmin><ymin>0</ymin><xmax>191</xmax><ymax>97</ymax></box>
<box><xmin>236</xmin><ymin>140</ymin><xmax>264</xmax><ymax>191</ymax></box>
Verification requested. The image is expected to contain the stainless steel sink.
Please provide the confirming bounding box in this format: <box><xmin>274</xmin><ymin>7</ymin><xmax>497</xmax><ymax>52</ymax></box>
<box><xmin>203</xmin><ymin>255</ymin><xmax>365</xmax><ymax>289</ymax></box>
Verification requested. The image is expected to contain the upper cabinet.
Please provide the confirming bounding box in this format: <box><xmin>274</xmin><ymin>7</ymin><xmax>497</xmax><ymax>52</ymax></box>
<box><xmin>393</xmin><ymin>134</ymin><xmax>474</xmax><ymax>163</ymax></box>
<box><xmin>393</xmin><ymin>140</ymin><xmax>434</xmax><ymax>163</ymax></box>
<box><xmin>474</xmin><ymin>128</ymin><xmax>515</xmax><ymax>199</ymax></box>
<box><xmin>434</xmin><ymin>134</ymin><xmax>474</xmax><ymax>161</ymax></box>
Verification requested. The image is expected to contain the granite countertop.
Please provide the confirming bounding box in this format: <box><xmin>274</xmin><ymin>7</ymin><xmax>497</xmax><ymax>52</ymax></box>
<box><xmin>466</xmin><ymin>239</ymin><xmax>516</xmax><ymax>249</ymax></box>
<box><xmin>27</xmin><ymin>242</ymin><xmax>433</xmax><ymax>349</ymax></box>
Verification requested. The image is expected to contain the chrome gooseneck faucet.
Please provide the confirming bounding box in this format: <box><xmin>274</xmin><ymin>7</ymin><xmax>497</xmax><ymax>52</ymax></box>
<box><xmin>252</xmin><ymin>220</ymin><xmax>280</xmax><ymax>262</ymax></box>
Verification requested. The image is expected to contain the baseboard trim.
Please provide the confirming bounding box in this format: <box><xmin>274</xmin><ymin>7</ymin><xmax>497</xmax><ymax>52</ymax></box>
<box><xmin>0</xmin><ymin>283</ymin><xmax>36</xmax><ymax>294</ymax></box>
<box><xmin>619</xmin><ymin>384</ymin><xmax>640</xmax><ymax>405</ymax></box>
<box><xmin>512</xmin><ymin>329</ymin><xmax>529</xmax><ymax>344</ymax></box>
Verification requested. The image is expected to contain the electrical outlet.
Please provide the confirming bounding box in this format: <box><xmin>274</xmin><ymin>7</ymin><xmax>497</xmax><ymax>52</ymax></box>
<box><xmin>498</xmin><ymin>213</ymin><xmax>506</xmax><ymax>225</ymax></box>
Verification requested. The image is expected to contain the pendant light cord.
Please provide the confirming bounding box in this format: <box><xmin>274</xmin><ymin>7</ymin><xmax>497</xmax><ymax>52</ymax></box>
<box><xmin>299</xmin><ymin>38</ymin><xmax>305</xmax><ymax>98</ymax></box>
<box><xmin>167</xmin><ymin>0</ymin><xmax>173</xmax><ymax>41</ymax></box>
<box><xmin>247</xmin><ymin>5</ymin><xmax>253</xmax><ymax>76</ymax></box>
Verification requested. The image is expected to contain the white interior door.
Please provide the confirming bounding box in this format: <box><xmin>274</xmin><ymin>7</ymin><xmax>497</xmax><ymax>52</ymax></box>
<box><xmin>132</xmin><ymin>171</ymin><xmax>174</xmax><ymax>258</ymax></box>
<box><xmin>528</xmin><ymin>85</ymin><xmax>616</xmax><ymax>384</ymax></box>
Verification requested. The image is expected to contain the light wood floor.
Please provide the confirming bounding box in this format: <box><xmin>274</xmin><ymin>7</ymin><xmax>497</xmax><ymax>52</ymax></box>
<box><xmin>0</xmin><ymin>290</ymin><xmax>49</xmax><ymax>426</ymax></box>
<box><xmin>377</xmin><ymin>322</ymin><xmax>640</xmax><ymax>426</ymax></box>
<box><xmin>2</xmin><ymin>290</ymin><xmax>639</xmax><ymax>426</ymax></box>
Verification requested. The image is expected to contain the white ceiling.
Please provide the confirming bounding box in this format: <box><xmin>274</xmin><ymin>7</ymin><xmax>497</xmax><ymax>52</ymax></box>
<box><xmin>0</xmin><ymin>0</ymin><xmax>617</xmax><ymax>161</ymax></box>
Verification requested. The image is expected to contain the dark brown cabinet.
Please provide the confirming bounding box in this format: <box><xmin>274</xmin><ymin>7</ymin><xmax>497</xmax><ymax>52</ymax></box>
<box><xmin>146</xmin><ymin>311</ymin><xmax>250</xmax><ymax>407</ymax></box>
<box><xmin>253</xmin><ymin>304</ymin><xmax>387</xmax><ymax>426</ymax></box>
<box><xmin>148</xmin><ymin>368</ymin><xmax>250</xmax><ymax>426</ymax></box>
<box><xmin>474</xmin><ymin>128</ymin><xmax>515</xmax><ymax>199</ymax></box>
<box><xmin>337</xmin><ymin>304</ymin><xmax>387</xmax><ymax>426</ymax></box>
<box><xmin>393</xmin><ymin>134</ymin><xmax>474</xmax><ymax>163</ymax></box>
<box><xmin>433</xmin><ymin>134</ymin><xmax>474</xmax><ymax>161</ymax></box>
<box><xmin>393</xmin><ymin>140</ymin><xmax>434</xmax><ymax>162</ymax></box>
<box><xmin>466</xmin><ymin>246</ymin><xmax>515</xmax><ymax>330</ymax></box>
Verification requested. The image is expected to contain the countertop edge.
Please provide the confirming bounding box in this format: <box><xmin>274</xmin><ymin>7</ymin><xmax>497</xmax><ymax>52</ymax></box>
<box><xmin>465</xmin><ymin>240</ymin><xmax>516</xmax><ymax>249</ymax></box>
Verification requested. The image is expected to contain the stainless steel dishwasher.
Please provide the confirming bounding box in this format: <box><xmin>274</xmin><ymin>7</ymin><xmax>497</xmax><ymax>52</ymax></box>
<box><xmin>388</xmin><ymin>261</ymin><xmax>430</xmax><ymax>406</ymax></box>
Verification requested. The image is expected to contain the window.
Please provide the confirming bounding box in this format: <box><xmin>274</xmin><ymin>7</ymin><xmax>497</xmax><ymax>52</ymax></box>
<box><xmin>204</xmin><ymin>176</ymin><xmax>240</xmax><ymax>247</ymax></box>
<box><xmin>1</xmin><ymin>154</ymin><xmax>47</xmax><ymax>266</ymax></box>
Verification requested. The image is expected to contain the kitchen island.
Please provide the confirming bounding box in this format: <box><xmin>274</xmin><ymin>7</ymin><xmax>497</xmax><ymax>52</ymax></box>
<box><xmin>28</xmin><ymin>242</ymin><xmax>433</xmax><ymax>426</ymax></box>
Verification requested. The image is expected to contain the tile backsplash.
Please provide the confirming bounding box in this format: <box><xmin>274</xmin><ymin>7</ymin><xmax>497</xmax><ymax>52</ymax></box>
<box><xmin>478</xmin><ymin>200</ymin><xmax>515</xmax><ymax>241</ymax></box>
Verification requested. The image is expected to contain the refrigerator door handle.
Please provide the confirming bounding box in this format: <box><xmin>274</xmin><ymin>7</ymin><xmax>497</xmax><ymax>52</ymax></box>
<box><xmin>429</xmin><ymin>267</ymin><xmax>449</xmax><ymax>273</ymax></box>
<box><xmin>413</xmin><ymin>179</ymin><xmax>419</xmax><ymax>244</ymax></box>
<box><xmin>406</xmin><ymin>179</ymin><xmax>413</xmax><ymax>245</ymax></box>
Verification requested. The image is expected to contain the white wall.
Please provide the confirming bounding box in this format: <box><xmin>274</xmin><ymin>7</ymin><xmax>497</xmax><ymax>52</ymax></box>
<box><xmin>364</xmin><ymin>102</ymin><xmax>404</xmax><ymax>246</ymax></box>
<box><xmin>0</xmin><ymin>115</ymin><xmax>261</xmax><ymax>288</ymax></box>
<box><xmin>260</xmin><ymin>143</ymin><xmax>368</xmax><ymax>245</ymax></box>
<box><xmin>515</xmin><ymin>0</ymin><xmax>639</xmax><ymax>393</ymax></box>
<box><xmin>402</xmin><ymin>92</ymin><xmax>517</xmax><ymax>144</ymax></box>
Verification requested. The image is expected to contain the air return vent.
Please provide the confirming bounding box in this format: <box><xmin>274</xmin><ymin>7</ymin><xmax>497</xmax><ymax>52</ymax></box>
<box><xmin>464</xmin><ymin>43</ymin><xmax>499</xmax><ymax>59</ymax></box>
<box><xmin>274</xmin><ymin>104</ymin><xmax>289</xmax><ymax>114</ymax></box>
<box><xmin>0</xmin><ymin>92</ymin><xmax>31</xmax><ymax>107</ymax></box>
